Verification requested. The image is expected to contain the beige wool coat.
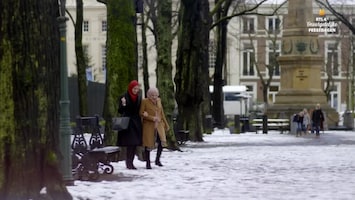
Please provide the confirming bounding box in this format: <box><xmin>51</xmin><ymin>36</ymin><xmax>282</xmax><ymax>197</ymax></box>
<box><xmin>140</xmin><ymin>98</ymin><xmax>169</xmax><ymax>148</ymax></box>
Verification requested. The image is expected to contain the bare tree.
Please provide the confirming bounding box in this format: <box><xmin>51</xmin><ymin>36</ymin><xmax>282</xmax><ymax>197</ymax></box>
<box><xmin>315</xmin><ymin>0</ymin><xmax>355</xmax><ymax>34</ymax></box>
<box><xmin>210</xmin><ymin>0</ymin><xmax>286</xmax><ymax>127</ymax></box>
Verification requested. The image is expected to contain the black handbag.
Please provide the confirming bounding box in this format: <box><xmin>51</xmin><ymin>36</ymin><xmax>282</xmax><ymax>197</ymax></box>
<box><xmin>112</xmin><ymin>117</ymin><xmax>130</xmax><ymax>131</ymax></box>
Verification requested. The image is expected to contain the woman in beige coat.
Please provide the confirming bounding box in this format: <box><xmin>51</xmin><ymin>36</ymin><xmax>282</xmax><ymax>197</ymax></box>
<box><xmin>140</xmin><ymin>87</ymin><xmax>169</xmax><ymax>169</ymax></box>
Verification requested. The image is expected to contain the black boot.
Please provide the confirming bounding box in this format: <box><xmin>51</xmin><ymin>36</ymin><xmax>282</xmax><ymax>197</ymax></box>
<box><xmin>145</xmin><ymin>149</ymin><xmax>151</xmax><ymax>169</ymax></box>
<box><xmin>155</xmin><ymin>143</ymin><xmax>163</xmax><ymax>167</ymax></box>
<box><xmin>126</xmin><ymin>146</ymin><xmax>137</xmax><ymax>170</ymax></box>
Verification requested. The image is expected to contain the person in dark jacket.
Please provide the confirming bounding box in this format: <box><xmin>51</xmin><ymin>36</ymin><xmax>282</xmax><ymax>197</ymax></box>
<box><xmin>117</xmin><ymin>80</ymin><xmax>142</xmax><ymax>169</ymax></box>
<box><xmin>311</xmin><ymin>103</ymin><xmax>324</xmax><ymax>136</ymax></box>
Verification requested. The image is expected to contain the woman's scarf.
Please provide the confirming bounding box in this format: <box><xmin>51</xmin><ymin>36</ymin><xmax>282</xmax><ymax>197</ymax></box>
<box><xmin>128</xmin><ymin>80</ymin><xmax>139</xmax><ymax>102</ymax></box>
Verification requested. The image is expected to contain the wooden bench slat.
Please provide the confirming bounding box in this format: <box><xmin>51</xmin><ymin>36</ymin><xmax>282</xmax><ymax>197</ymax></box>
<box><xmin>251</xmin><ymin>118</ymin><xmax>290</xmax><ymax>134</ymax></box>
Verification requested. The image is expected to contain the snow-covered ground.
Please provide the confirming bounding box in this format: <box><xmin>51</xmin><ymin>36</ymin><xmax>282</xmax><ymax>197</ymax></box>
<box><xmin>67</xmin><ymin>129</ymin><xmax>355</xmax><ymax>200</ymax></box>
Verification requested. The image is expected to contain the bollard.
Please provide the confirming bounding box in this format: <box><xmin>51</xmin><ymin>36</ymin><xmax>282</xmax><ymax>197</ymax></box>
<box><xmin>204</xmin><ymin>115</ymin><xmax>213</xmax><ymax>134</ymax></box>
<box><xmin>262</xmin><ymin>115</ymin><xmax>268</xmax><ymax>134</ymax></box>
<box><xmin>344</xmin><ymin>111</ymin><xmax>354</xmax><ymax>130</ymax></box>
<box><xmin>234</xmin><ymin>115</ymin><xmax>241</xmax><ymax>134</ymax></box>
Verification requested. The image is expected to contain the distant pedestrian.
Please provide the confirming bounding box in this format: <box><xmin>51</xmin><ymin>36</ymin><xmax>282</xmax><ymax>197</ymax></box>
<box><xmin>303</xmin><ymin>108</ymin><xmax>311</xmax><ymax>134</ymax></box>
<box><xmin>311</xmin><ymin>103</ymin><xmax>324</xmax><ymax>136</ymax></box>
<box><xmin>294</xmin><ymin>111</ymin><xmax>304</xmax><ymax>137</ymax></box>
<box><xmin>140</xmin><ymin>87</ymin><xmax>170</xmax><ymax>169</ymax></box>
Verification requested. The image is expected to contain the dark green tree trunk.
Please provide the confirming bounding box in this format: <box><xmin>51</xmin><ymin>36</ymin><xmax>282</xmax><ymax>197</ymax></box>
<box><xmin>175</xmin><ymin>0</ymin><xmax>211</xmax><ymax>141</ymax></box>
<box><xmin>103</xmin><ymin>0</ymin><xmax>137</xmax><ymax>145</ymax></box>
<box><xmin>0</xmin><ymin>0</ymin><xmax>72</xmax><ymax>199</ymax></box>
<box><xmin>75</xmin><ymin>0</ymin><xmax>88</xmax><ymax>116</ymax></box>
<box><xmin>155</xmin><ymin>0</ymin><xmax>176</xmax><ymax>147</ymax></box>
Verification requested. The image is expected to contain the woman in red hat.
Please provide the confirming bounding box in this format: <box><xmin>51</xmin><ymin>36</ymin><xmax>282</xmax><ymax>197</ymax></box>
<box><xmin>117</xmin><ymin>80</ymin><xmax>142</xmax><ymax>169</ymax></box>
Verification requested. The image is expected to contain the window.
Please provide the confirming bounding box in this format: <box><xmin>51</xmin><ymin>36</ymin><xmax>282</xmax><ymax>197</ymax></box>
<box><xmin>242</xmin><ymin>17</ymin><xmax>255</xmax><ymax>34</ymax></box>
<box><xmin>246</xmin><ymin>85</ymin><xmax>253</xmax><ymax>92</ymax></box>
<box><xmin>268</xmin><ymin>85</ymin><xmax>279</xmax><ymax>103</ymax></box>
<box><xmin>267</xmin><ymin>42</ymin><xmax>281</xmax><ymax>76</ymax></box>
<box><xmin>83</xmin><ymin>44</ymin><xmax>90</xmax><ymax>67</ymax></box>
<box><xmin>102</xmin><ymin>20</ymin><xmax>107</xmax><ymax>32</ymax></box>
<box><xmin>101</xmin><ymin>45</ymin><xmax>106</xmax><ymax>71</ymax></box>
<box><xmin>267</xmin><ymin>17</ymin><xmax>281</xmax><ymax>34</ymax></box>
<box><xmin>327</xmin><ymin>83</ymin><xmax>340</xmax><ymax>111</ymax></box>
<box><xmin>242</xmin><ymin>43</ymin><xmax>255</xmax><ymax>76</ymax></box>
<box><xmin>83</xmin><ymin>44</ymin><xmax>89</xmax><ymax>56</ymax></box>
<box><xmin>83</xmin><ymin>20</ymin><xmax>89</xmax><ymax>32</ymax></box>
<box><xmin>209</xmin><ymin>40</ymin><xmax>216</xmax><ymax>68</ymax></box>
<box><xmin>325</xmin><ymin>43</ymin><xmax>339</xmax><ymax>76</ymax></box>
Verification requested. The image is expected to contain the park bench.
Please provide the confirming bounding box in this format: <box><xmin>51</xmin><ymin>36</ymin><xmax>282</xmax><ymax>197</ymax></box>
<box><xmin>71</xmin><ymin>115</ymin><xmax>120</xmax><ymax>181</ymax></box>
<box><xmin>252</xmin><ymin>118</ymin><xmax>290</xmax><ymax>134</ymax></box>
<box><xmin>175</xmin><ymin>130</ymin><xmax>190</xmax><ymax>145</ymax></box>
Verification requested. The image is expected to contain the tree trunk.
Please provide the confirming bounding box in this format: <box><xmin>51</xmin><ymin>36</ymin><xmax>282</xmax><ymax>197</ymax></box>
<box><xmin>155</xmin><ymin>0</ymin><xmax>177</xmax><ymax>147</ymax></box>
<box><xmin>103</xmin><ymin>0</ymin><xmax>137</xmax><ymax>145</ymax></box>
<box><xmin>212</xmin><ymin>0</ymin><xmax>231</xmax><ymax>129</ymax></box>
<box><xmin>0</xmin><ymin>0</ymin><xmax>72</xmax><ymax>199</ymax></box>
<box><xmin>75</xmin><ymin>0</ymin><xmax>89</xmax><ymax>116</ymax></box>
<box><xmin>175</xmin><ymin>0</ymin><xmax>211</xmax><ymax>141</ymax></box>
<box><xmin>141</xmin><ymin>13</ymin><xmax>149</xmax><ymax>97</ymax></box>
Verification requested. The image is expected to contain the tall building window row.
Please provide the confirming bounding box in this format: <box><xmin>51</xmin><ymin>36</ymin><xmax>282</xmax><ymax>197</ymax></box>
<box><xmin>209</xmin><ymin>40</ymin><xmax>216</xmax><ymax>69</ymax></box>
<box><xmin>102</xmin><ymin>20</ymin><xmax>107</xmax><ymax>32</ymax></box>
<box><xmin>101</xmin><ymin>45</ymin><xmax>106</xmax><ymax>71</ymax></box>
<box><xmin>83</xmin><ymin>20</ymin><xmax>89</xmax><ymax>32</ymax></box>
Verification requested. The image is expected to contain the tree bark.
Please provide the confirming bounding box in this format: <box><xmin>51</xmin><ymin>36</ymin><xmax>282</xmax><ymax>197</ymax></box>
<box><xmin>212</xmin><ymin>0</ymin><xmax>232</xmax><ymax>129</ymax></box>
<box><xmin>75</xmin><ymin>0</ymin><xmax>89</xmax><ymax>116</ymax></box>
<box><xmin>0</xmin><ymin>0</ymin><xmax>72</xmax><ymax>199</ymax></box>
<box><xmin>175</xmin><ymin>0</ymin><xmax>211</xmax><ymax>141</ymax></box>
<box><xmin>141</xmin><ymin>13</ymin><xmax>149</xmax><ymax>97</ymax></box>
<box><xmin>155</xmin><ymin>0</ymin><xmax>177</xmax><ymax>147</ymax></box>
<box><xmin>103</xmin><ymin>0</ymin><xmax>137</xmax><ymax>145</ymax></box>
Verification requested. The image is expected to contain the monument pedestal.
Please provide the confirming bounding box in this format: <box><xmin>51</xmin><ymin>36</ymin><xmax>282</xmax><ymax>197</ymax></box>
<box><xmin>267</xmin><ymin>54</ymin><xmax>338</xmax><ymax>127</ymax></box>
<box><xmin>265</xmin><ymin>0</ymin><xmax>339</xmax><ymax>127</ymax></box>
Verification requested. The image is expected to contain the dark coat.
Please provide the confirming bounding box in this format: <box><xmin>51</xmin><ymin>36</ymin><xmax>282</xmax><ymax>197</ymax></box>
<box><xmin>116</xmin><ymin>92</ymin><xmax>142</xmax><ymax>146</ymax></box>
<box><xmin>312</xmin><ymin>109</ymin><xmax>324</xmax><ymax>124</ymax></box>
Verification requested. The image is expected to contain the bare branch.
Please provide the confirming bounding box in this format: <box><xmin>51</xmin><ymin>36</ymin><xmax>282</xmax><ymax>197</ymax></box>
<box><xmin>315</xmin><ymin>0</ymin><xmax>355</xmax><ymax>34</ymax></box>
<box><xmin>210</xmin><ymin>0</ymin><xmax>287</xmax><ymax>29</ymax></box>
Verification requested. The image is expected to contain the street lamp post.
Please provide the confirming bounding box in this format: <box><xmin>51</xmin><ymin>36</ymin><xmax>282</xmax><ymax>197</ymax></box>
<box><xmin>58</xmin><ymin>0</ymin><xmax>74</xmax><ymax>185</ymax></box>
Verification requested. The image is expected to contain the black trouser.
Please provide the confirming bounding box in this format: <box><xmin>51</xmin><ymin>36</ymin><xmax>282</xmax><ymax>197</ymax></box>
<box><xmin>145</xmin><ymin>135</ymin><xmax>163</xmax><ymax>168</ymax></box>
<box><xmin>155</xmin><ymin>136</ymin><xmax>163</xmax><ymax>164</ymax></box>
<box><xmin>126</xmin><ymin>146</ymin><xmax>136</xmax><ymax>168</ymax></box>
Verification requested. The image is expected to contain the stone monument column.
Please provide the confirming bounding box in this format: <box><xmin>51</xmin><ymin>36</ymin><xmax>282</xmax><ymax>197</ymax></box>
<box><xmin>267</xmin><ymin>0</ymin><xmax>338</xmax><ymax>127</ymax></box>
